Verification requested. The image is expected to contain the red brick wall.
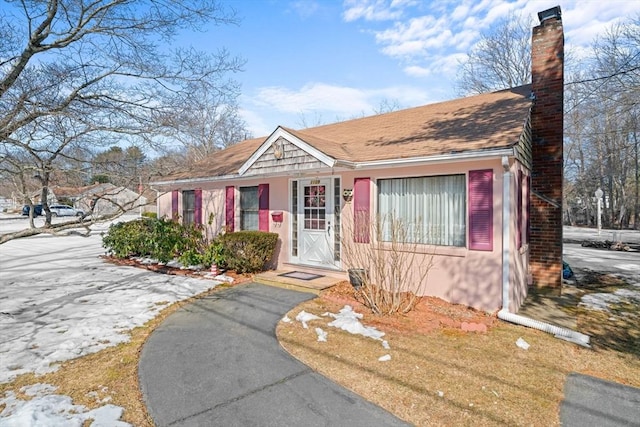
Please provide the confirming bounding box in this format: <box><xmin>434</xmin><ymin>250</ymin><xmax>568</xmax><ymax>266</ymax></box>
<box><xmin>530</xmin><ymin>11</ymin><xmax>564</xmax><ymax>290</ymax></box>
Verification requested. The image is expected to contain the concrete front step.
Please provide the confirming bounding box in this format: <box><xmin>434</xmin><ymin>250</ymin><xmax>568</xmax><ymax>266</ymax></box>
<box><xmin>254</xmin><ymin>270</ymin><xmax>345</xmax><ymax>295</ymax></box>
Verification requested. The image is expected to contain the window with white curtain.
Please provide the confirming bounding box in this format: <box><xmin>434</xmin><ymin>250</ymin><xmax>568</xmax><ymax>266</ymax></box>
<box><xmin>377</xmin><ymin>175</ymin><xmax>466</xmax><ymax>246</ymax></box>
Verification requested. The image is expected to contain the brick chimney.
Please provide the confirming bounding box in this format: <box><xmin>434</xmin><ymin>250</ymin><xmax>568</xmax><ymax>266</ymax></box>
<box><xmin>529</xmin><ymin>6</ymin><xmax>564</xmax><ymax>291</ymax></box>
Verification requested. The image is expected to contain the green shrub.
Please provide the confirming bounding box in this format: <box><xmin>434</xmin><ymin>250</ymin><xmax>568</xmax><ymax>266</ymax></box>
<box><xmin>178</xmin><ymin>248</ymin><xmax>204</xmax><ymax>267</ymax></box>
<box><xmin>102</xmin><ymin>219</ymin><xmax>278</xmax><ymax>274</ymax></box>
<box><xmin>218</xmin><ymin>231</ymin><xmax>278</xmax><ymax>273</ymax></box>
<box><xmin>102</xmin><ymin>218</ymin><xmax>155</xmax><ymax>258</ymax></box>
<box><xmin>202</xmin><ymin>241</ymin><xmax>226</xmax><ymax>269</ymax></box>
<box><xmin>102</xmin><ymin>218</ymin><xmax>204</xmax><ymax>264</ymax></box>
<box><xmin>141</xmin><ymin>211</ymin><xmax>157</xmax><ymax>219</ymax></box>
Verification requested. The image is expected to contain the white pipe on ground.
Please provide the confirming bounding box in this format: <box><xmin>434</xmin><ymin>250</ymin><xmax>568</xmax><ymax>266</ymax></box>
<box><xmin>499</xmin><ymin>156</ymin><xmax>590</xmax><ymax>348</ymax></box>
<box><xmin>498</xmin><ymin>309</ymin><xmax>590</xmax><ymax>347</ymax></box>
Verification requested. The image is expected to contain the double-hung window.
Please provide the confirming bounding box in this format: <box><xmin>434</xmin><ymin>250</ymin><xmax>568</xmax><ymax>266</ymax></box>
<box><xmin>182</xmin><ymin>190</ymin><xmax>195</xmax><ymax>225</ymax></box>
<box><xmin>240</xmin><ymin>186</ymin><xmax>259</xmax><ymax>230</ymax></box>
<box><xmin>378</xmin><ymin>175</ymin><xmax>466</xmax><ymax>246</ymax></box>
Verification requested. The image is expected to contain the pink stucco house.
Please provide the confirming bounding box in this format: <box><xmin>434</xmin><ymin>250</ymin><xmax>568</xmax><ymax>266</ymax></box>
<box><xmin>152</xmin><ymin>7</ymin><xmax>564</xmax><ymax>314</ymax></box>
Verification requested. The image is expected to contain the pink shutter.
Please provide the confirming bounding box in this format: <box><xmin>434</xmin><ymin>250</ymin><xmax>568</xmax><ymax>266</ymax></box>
<box><xmin>353</xmin><ymin>178</ymin><xmax>370</xmax><ymax>243</ymax></box>
<box><xmin>525</xmin><ymin>175</ymin><xmax>531</xmax><ymax>244</ymax></box>
<box><xmin>258</xmin><ymin>183</ymin><xmax>269</xmax><ymax>231</ymax></box>
<box><xmin>171</xmin><ymin>190</ymin><xmax>179</xmax><ymax>221</ymax></box>
<box><xmin>468</xmin><ymin>170</ymin><xmax>493</xmax><ymax>251</ymax></box>
<box><xmin>517</xmin><ymin>171</ymin><xmax>523</xmax><ymax>249</ymax></box>
<box><xmin>194</xmin><ymin>189</ymin><xmax>202</xmax><ymax>225</ymax></box>
<box><xmin>225</xmin><ymin>186</ymin><xmax>235</xmax><ymax>232</ymax></box>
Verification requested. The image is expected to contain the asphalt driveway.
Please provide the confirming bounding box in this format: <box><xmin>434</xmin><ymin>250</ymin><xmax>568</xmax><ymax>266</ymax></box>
<box><xmin>138</xmin><ymin>283</ymin><xmax>409</xmax><ymax>427</ymax></box>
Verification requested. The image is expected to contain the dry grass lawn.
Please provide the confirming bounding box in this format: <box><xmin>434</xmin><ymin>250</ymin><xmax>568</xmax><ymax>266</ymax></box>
<box><xmin>277</xmin><ymin>280</ymin><xmax>640</xmax><ymax>427</ymax></box>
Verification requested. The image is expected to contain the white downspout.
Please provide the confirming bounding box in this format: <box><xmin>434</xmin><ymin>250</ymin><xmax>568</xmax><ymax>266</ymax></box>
<box><xmin>496</xmin><ymin>157</ymin><xmax>590</xmax><ymax>348</ymax></box>
<box><xmin>501</xmin><ymin>157</ymin><xmax>511</xmax><ymax>311</ymax></box>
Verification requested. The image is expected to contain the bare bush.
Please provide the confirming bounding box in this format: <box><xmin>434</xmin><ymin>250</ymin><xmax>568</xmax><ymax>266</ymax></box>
<box><xmin>341</xmin><ymin>212</ymin><xmax>434</xmax><ymax>315</ymax></box>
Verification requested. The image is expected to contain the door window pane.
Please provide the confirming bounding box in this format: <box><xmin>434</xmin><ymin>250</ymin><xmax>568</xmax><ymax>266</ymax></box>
<box><xmin>304</xmin><ymin>185</ymin><xmax>326</xmax><ymax>230</ymax></box>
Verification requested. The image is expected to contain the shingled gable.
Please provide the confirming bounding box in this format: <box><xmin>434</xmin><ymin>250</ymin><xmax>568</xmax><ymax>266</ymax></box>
<box><xmin>238</xmin><ymin>127</ymin><xmax>338</xmax><ymax>176</ymax></box>
<box><xmin>153</xmin><ymin>84</ymin><xmax>533</xmax><ymax>185</ymax></box>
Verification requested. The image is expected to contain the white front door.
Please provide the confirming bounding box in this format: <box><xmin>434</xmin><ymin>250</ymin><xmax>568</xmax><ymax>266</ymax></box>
<box><xmin>298</xmin><ymin>179</ymin><xmax>334</xmax><ymax>267</ymax></box>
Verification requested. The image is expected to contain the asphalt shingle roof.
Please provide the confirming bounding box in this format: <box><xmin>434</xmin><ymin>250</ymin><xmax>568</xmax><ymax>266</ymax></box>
<box><xmin>157</xmin><ymin>85</ymin><xmax>532</xmax><ymax>183</ymax></box>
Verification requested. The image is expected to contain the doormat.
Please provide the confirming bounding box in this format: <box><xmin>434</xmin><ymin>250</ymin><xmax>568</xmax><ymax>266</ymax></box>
<box><xmin>278</xmin><ymin>271</ymin><xmax>325</xmax><ymax>281</ymax></box>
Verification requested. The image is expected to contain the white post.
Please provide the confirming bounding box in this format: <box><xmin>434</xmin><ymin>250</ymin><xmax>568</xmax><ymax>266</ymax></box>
<box><xmin>595</xmin><ymin>188</ymin><xmax>603</xmax><ymax>235</ymax></box>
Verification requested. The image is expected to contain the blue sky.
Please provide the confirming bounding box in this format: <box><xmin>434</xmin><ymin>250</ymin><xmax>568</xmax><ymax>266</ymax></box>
<box><xmin>3</xmin><ymin>0</ymin><xmax>638</xmax><ymax>138</ymax></box>
<box><xmin>191</xmin><ymin>0</ymin><xmax>640</xmax><ymax>137</ymax></box>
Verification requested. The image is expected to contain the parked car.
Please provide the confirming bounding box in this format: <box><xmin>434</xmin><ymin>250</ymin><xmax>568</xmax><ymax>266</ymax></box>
<box><xmin>22</xmin><ymin>204</ymin><xmax>43</xmax><ymax>216</ymax></box>
<box><xmin>49</xmin><ymin>204</ymin><xmax>85</xmax><ymax>217</ymax></box>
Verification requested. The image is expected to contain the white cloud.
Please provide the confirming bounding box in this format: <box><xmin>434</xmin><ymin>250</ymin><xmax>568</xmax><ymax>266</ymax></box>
<box><xmin>375</xmin><ymin>15</ymin><xmax>455</xmax><ymax>57</ymax></box>
<box><xmin>241</xmin><ymin>82</ymin><xmax>436</xmax><ymax>133</ymax></box>
<box><xmin>289</xmin><ymin>0</ymin><xmax>321</xmax><ymax>19</ymax></box>
<box><xmin>238</xmin><ymin>105</ymin><xmax>271</xmax><ymax>137</ymax></box>
<box><xmin>342</xmin><ymin>0</ymin><xmax>409</xmax><ymax>22</ymax></box>
<box><xmin>403</xmin><ymin>65</ymin><xmax>430</xmax><ymax>77</ymax></box>
<box><xmin>344</xmin><ymin>0</ymin><xmax>640</xmax><ymax>91</ymax></box>
<box><xmin>562</xmin><ymin>2</ymin><xmax>640</xmax><ymax>46</ymax></box>
<box><xmin>253</xmin><ymin>83</ymin><xmax>373</xmax><ymax>114</ymax></box>
<box><xmin>451</xmin><ymin>4</ymin><xmax>471</xmax><ymax>22</ymax></box>
<box><xmin>403</xmin><ymin>52</ymin><xmax>467</xmax><ymax>79</ymax></box>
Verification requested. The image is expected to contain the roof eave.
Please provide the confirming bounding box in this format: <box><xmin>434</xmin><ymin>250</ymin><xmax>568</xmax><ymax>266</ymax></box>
<box><xmin>150</xmin><ymin>174</ymin><xmax>240</xmax><ymax>187</ymax></box>
<box><xmin>151</xmin><ymin>147</ymin><xmax>517</xmax><ymax>187</ymax></box>
<box><xmin>337</xmin><ymin>147</ymin><xmax>517</xmax><ymax>170</ymax></box>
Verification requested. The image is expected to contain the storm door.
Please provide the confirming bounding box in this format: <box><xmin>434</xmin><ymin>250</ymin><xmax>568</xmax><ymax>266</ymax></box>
<box><xmin>297</xmin><ymin>179</ymin><xmax>334</xmax><ymax>267</ymax></box>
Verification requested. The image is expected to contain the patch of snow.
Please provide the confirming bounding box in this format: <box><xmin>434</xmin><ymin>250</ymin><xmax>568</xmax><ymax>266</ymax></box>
<box><xmin>382</xmin><ymin>340</ymin><xmax>390</xmax><ymax>349</ymax></box>
<box><xmin>324</xmin><ymin>305</ymin><xmax>385</xmax><ymax>341</ymax></box>
<box><xmin>166</xmin><ymin>260</ymin><xmax>181</xmax><ymax>268</ymax></box>
<box><xmin>213</xmin><ymin>274</ymin><xmax>235</xmax><ymax>283</ymax></box>
<box><xmin>315</xmin><ymin>328</ymin><xmax>327</xmax><ymax>342</ymax></box>
<box><xmin>516</xmin><ymin>337</ymin><xmax>530</xmax><ymax>350</ymax></box>
<box><xmin>23</xmin><ymin>384</ymin><xmax>57</xmax><ymax>396</ymax></box>
<box><xmin>613</xmin><ymin>263</ymin><xmax>640</xmax><ymax>272</ymax></box>
<box><xmin>0</xmin><ymin>222</ymin><xmax>226</xmax><ymax>424</ymax></box>
<box><xmin>378</xmin><ymin>354</ymin><xmax>391</xmax><ymax>362</ymax></box>
<box><xmin>295</xmin><ymin>310</ymin><xmax>321</xmax><ymax>329</ymax></box>
<box><xmin>437</xmin><ymin>390</ymin><xmax>444</xmax><ymax>398</ymax></box>
<box><xmin>281</xmin><ymin>315</ymin><xmax>291</xmax><ymax>323</ymax></box>
<box><xmin>579</xmin><ymin>293</ymin><xmax>623</xmax><ymax>311</ymax></box>
<box><xmin>614</xmin><ymin>288</ymin><xmax>640</xmax><ymax>300</ymax></box>
<box><xmin>0</xmin><ymin>384</ymin><xmax>131</xmax><ymax>427</ymax></box>
<box><xmin>1</xmin><ymin>273</ymin><xmax>222</xmax><ymax>383</ymax></box>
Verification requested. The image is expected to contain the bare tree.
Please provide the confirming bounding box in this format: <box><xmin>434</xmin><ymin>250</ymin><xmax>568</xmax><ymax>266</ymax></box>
<box><xmin>456</xmin><ymin>13</ymin><xmax>532</xmax><ymax>95</ymax></box>
<box><xmin>565</xmin><ymin>18</ymin><xmax>640</xmax><ymax>229</ymax></box>
<box><xmin>372</xmin><ymin>98</ymin><xmax>403</xmax><ymax>115</ymax></box>
<box><xmin>1</xmin><ymin>0</ymin><xmax>245</xmax><ymax>242</ymax></box>
<box><xmin>159</xmin><ymin>87</ymin><xmax>252</xmax><ymax>162</ymax></box>
<box><xmin>91</xmin><ymin>145</ymin><xmax>146</xmax><ymax>187</ymax></box>
<box><xmin>296</xmin><ymin>98</ymin><xmax>404</xmax><ymax>130</ymax></box>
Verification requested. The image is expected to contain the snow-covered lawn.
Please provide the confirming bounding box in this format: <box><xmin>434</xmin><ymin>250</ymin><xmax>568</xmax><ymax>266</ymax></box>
<box><xmin>0</xmin><ymin>216</ymin><xmax>225</xmax><ymax>425</ymax></box>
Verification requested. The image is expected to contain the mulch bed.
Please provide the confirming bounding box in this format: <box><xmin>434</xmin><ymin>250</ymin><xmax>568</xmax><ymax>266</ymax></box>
<box><xmin>100</xmin><ymin>255</ymin><xmax>253</xmax><ymax>285</ymax></box>
<box><xmin>320</xmin><ymin>280</ymin><xmax>497</xmax><ymax>335</ymax></box>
